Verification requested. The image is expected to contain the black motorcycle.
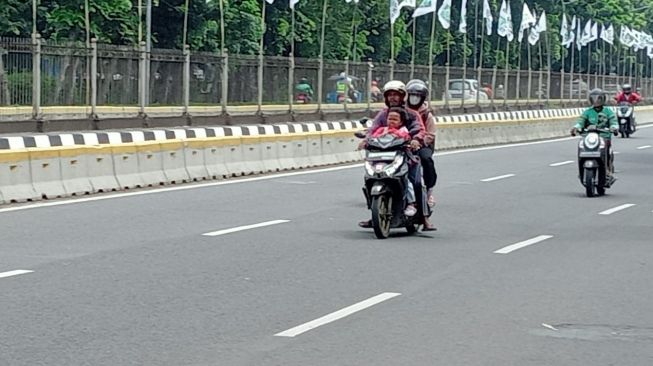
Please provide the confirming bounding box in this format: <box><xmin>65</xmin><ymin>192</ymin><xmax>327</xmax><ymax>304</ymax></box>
<box><xmin>616</xmin><ymin>102</ymin><xmax>636</xmax><ymax>138</ymax></box>
<box><xmin>576</xmin><ymin>125</ymin><xmax>617</xmax><ymax>197</ymax></box>
<box><xmin>362</xmin><ymin>134</ymin><xmax>431</xmax><ymax>239</ymax></box>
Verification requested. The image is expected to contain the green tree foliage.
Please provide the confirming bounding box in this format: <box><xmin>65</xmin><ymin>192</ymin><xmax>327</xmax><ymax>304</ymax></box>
<box><xmin>2</xmin><ymin>0</ymin><xmax>653</xmax><ymax>70</ymax></box>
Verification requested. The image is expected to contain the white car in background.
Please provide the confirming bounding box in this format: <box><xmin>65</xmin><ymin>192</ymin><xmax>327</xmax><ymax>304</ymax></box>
<box><xmin>445</xmin><ymin>79</ymin><xmax>489</xmax><ymax>101</ymax></box>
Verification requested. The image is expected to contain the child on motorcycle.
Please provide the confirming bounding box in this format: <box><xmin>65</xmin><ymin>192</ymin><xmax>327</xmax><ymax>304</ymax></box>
<box><xmin>369</xmin><ymin>107</ymin><xmax>418</xmax><ymax>217</ymax></box>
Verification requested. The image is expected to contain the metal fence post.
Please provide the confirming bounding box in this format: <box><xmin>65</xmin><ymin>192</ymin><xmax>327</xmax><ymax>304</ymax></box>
<box><xmin>138</xmin><ymin>41</ymin><xmax>147</xmax><ymax>118</ymax></box>
<box><xmin>182</xmin><ymin>44</ymin><xmax>190</xmax><ymax>119</ymax></box>
<box><xmin>32</xmin><ymin>34</ymin><xmax>42</xmax><ymax>122</ymax></box>
<box><xmin>288</xmin><ymin>54</ymin><xmax>294</xmax><ymax>114</ymax></box>
<box><xmin>317</xmin><ymin>55</ymin><xmax>324</xmax><ymax>113</ymax></box>
<box><xmin>221</xmin><ymin>49</ymin><xmax>228</xmax><ymax>115</ymax></box>
<box><xmin>90</xmin><ymin>38</ymin><xmax>98</xmax><ymax>120</ymax></box>
<box><xmin>257</xmin><ymin>50</ymin><xmax>264</xmax><ymax>115</ymax></box>
<box><xmin>367</xmin><ymin>59</ymin><xmax>373</xmax><ymax>113</ymax></box>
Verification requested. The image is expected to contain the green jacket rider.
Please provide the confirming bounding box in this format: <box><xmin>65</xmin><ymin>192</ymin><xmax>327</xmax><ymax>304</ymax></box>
<box><xmin>571</xmin><ymin>88</ymin><xmax>618</xmax><ymax>139</ymax></box>
<box><xmin>295</xmin><ymin>78</ymin><xmax>314</xmax><ymax>99</ymax></box>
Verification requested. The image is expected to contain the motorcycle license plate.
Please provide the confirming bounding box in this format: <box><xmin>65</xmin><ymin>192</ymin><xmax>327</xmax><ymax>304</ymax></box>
<box><xmin>579</xmin><ymin>152</ymin><xmax>601</xmax><ymax>158</ymax></box>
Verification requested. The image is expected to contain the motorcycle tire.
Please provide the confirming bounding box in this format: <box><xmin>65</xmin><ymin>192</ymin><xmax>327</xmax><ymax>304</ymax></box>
<box><xmin>371</xmin><ymin>195</ymin><xmax>392</xmax><ymax>239</ymax></box>
<box><xmin>584</xmin><ymin>169</ymin><xmax>596</xmax><ymax>197</ymax></box>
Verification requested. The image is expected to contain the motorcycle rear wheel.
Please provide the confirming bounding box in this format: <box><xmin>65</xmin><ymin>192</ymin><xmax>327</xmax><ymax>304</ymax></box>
<box><xmin>371</xmin><ymin>195</ymin><xmax>392</xmax><ymax>239</ymax></box>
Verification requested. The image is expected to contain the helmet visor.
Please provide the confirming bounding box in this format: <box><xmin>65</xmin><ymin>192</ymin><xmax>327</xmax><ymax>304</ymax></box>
<box><xmin>408</xmin><ymin>94</ymin><xmax>423</xmax><ymax>106</ymax></box>
<box><xmin>589</xmin><ymin>94</ymin><xmax>604</xmax><ymax>106</ymax></box>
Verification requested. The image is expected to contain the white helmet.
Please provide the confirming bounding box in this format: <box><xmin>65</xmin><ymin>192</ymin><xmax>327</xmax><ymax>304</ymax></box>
<box><xmin>383</xmin><ymin>80</ymin><xmax>407</xmax><ymax>97</ymax></box>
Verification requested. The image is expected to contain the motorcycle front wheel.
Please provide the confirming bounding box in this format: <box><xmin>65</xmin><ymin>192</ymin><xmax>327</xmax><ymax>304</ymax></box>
<box><xmin>371</xmin><ymin>194</ymin><xmax>392</xmax><ymax>239</ymax></box>
<box><xmin>584</xmin><ymin>168</ymin><xmax>596</xmax><ymax>197</ymax></box>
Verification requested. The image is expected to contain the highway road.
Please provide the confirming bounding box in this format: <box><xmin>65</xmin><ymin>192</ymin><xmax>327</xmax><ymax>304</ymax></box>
<box><xmin>1</xmin><ymin>125</ymin><xmax>652</xmax><ymax>365</ymax></box>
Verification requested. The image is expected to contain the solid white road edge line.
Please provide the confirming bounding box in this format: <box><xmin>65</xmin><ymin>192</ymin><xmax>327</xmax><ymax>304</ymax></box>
<box><xmin>202</xmin><ymin>220</ymin><xmax>290</xmax><ymax>237</ymax></box>
<box><xmin>274</xmin><ymin>292</ymin><xmax>402</xmax><ymax>338</ymax></box>
<box><xmin>637</xmin><ymin>145</ymin><xmax>652</xmax><ymax>150</ymax></box>
<box><xmin>549</xmin><ymin>160</ymin><xmax>574</xmax><ymax>167</ymax></box>
<box><xmin>0</xmin><ymin>270</ymin><xmax>34</xmax><ymax>279</ymax></box>
<box><xmin>494</xmin><ymin>235</ymin><xmax>554</xmax><ymax>254</ymax></box>
<box><xmin>599</xmin><ymin>204</ymin><xmax>636</xmax><ymax>215</ymax></box>
<box><xmin>481</xmin><ymin>174</ymin><xmax>516</xmax><ymax>182</ymax></box>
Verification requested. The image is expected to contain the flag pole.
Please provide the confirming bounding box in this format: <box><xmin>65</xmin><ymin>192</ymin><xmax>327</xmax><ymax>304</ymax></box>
<box><xmin>527</xmin><ymin>40</ymin><xmax>532</xmax><ymax>105</ymax></box>
<box><xmin>410</xmin><ymin>20</ymin><xmax>416</xmax><ymax>79</ymax></box>
<box><xmin>544</xmin><ymin>21</ymin><xmax>551</xmax><ymax>104</ymax></box>
<box><xmin>445</xmin><ymin>29</ymin><xmax>451</xmax><ymax>109</ymax></box>
<box><xmin>537</xmin><ymin>39</ymin><xmax>542</xmax><ymax>105</ymax></box>
<box><xmin>257</xmin><ymin>0</ymin><xmax>267</xmax><ymax>115</ymax></box>
<box><xmin>586</xmin><ymin>42</ymin><xmax>592</xmax><ymax>90</ymax></box>
<box><xmin>503</xmin><ymin>39</ymin><xmax>509</xmax><ymax>107</ymax></box>
<box><xmin>569</xmin><ymin>42</ymin><xmax>574</xmax><ymax>102</ymax></box>
<box><xmin>491</xmin><ymin>37</ymin><xmax>501</xmax><ymax>109</ymax></box>
<box><xmin>476</xmin><ymin>12</ymin><xmax>486</xmax><ymax>108</ymax></box>
<box><xmin>390</xmin><ymin>21</ymin><xmax>395</xmax><ymax>80</ymax></box>
<box><xmin>516</xmin><ymin>39</ymin><xmax>521</xmax><ymax>105</ymax></box>
<box><xmin>289</xmin><ymin>5</ymin><xmax>295</xmax><ymax>113</ymax></box>
<box><xmin>427</xmin><ymin>11</ymin><xmax>436</xmax><ymax>109</ymax></box>
<box><xmin>318</xmin><ymin>0</ymin><xmax>328</xmax><ymax>112</ymax></box>
<box><xmin>461</xmin><ymin>33</ymin><xmax>468</xmax><ymax>109</ymax></box>
<box><xmin>601</xmin><ymin>39</ymin><xmax>606</xmax><ymax>90</ymax></box>
<box><xmin>473</xmin><ymin>0</ymin><xmax>479</xmax><ymax>71</ymax></box>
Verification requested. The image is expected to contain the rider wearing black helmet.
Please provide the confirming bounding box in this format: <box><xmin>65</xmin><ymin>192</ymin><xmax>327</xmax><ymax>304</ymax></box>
<box><xmin>571</xmin><ymin>88</ymin><xmax>619</xmax><ymax>179</ymax></box>
<box><xmin>406</xmin><ymin>79</ymin><xmax>437</xmax><ymax>231</ymax></box>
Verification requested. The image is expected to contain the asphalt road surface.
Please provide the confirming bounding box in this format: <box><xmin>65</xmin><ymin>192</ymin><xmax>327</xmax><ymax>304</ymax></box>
<box><xmin>1</xmin><ymin>125</ymin><xmax>652</xmax><ymax>366</ymax></box>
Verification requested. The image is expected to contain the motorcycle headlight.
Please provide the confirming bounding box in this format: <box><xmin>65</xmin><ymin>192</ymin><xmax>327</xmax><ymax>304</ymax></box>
<box><xmin>383</xmin><ymin>154</ymin><xmax>405</xmax><ymax>176</ymax></box>
<box><xmin>584</xmin><ymin>133</ymin><xmax>600</xmax><ymax>150</ymax></box>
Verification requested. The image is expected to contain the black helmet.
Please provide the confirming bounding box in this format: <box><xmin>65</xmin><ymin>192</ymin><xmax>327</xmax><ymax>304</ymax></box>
<box><xmin>622</xmin><ymin>84</ymin><xmax>632</xmax><ymax>94</ymax></box>
<box><xmin>588</xmin><ymin>88</ymin><xmax>606</xmax><ymax>107</ymax></box>
<box><xmin>406</xmin><ymin>79</ymin><xmax>429</xmax><ymax>108</ymax></box>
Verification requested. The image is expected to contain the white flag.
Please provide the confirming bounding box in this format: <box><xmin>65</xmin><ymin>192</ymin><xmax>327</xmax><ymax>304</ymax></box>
<box><xmin>483</xmin><ymin>0</ymin><xmax>493</xmax><ymax>35</ymax></box>
<box><xmin>601</xmin><ymin>24</ymin><xmax>614</xmax><ymax>45</ymax></box>
<box><xmin>459</xmin><ymin>0</ymin><xmax>468</xmax><ymax>33</ymax></box>
<box><xmin>290</xmin><ymin>0</ymin><xmax>299</xmax><ymax>9</ymax></box>
<box><xmin>576</xmin><ymin>18</ymin><xmax>583</xmax><ymax>51</ymax></box>
<box><xmin>413</xmin><ymin>0</ymin><xmax>437</xmax><ymax>18</ymax></box>
<box><xmin>400</xmin><ymin>0</ymin><xmax>417</xmax><ymax>9</ymax></box>
<box><xmin>560</xmin><ymin>14</ymin><xmax>569</xmax><ymax>46</ymax></box>
<box><xmin>390</xmin><ymin>0</ymin><xmax>401</xmax><ymax>24</ymax></box>
<box><xmin>265</xmin><ymin>0</ymin><xmax>275</xmax><ymax>4</ymax></box>
<box><xmin>648</xmin><ymin>45</ymin><xmax>653</xmax><ymax>59</ymax></box>
<box><xmin>497</xmin><ymin>0</ymin><xmax>513</xmax><ymax>42</ymax></box>
<box><xmin>528</xmin><ymin>10</ymin><xmax>546</xmax><ymax>46</ymax></box>
<box><xmin>619</xmin><ymin>26</ymin><xmax>636</xmax><ymax>48</ymax></box>
<box><xmin>579</xmin><ymin>19</ymin><xmax>591</xmax><ymax>46</ymax></box>
<box><xmin>588</xmin><ymin>21</ymin><xmax>598</xmax><ymax>43</ymax></box>
<box><xmin>438</xmin><ymin>0</ymin><xmax>452</xmax><ymax>29</ymax></box>
<box><xmin>345</xmin><ymin>0</ymin><xmax>360</xmax><ymax>3</ymax></box>
<box><xmin>517</xmin><ymin>3</ymin><xmax>535</xmax><ymax>43</ymax></box>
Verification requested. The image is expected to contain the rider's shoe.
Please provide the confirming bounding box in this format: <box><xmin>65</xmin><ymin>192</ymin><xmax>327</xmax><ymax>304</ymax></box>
<box><xmin>358</xmin><ymin>219</ymin><xmax>373</xmax><ymax>228</ymax></box>
<box><xmin>404</xmin><ymin>204</ymin><xmax>417</xmax><ymax>217</ymax></box>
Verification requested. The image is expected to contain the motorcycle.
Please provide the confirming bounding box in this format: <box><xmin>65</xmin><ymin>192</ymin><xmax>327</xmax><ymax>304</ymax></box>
<box><xmin>576</xmin><ymin>125</ymin><xmax>617</xmax><ymax>197</ymax></box>
<box><xmin>616</xmin><ymin>101</ymin><xmax>636</xmax><ymax>138</ymax></box>
<box><xmin>295</xmin><ymin>93</ymin><xmax>311</xmax><ymax>104</ymax></box>
<box><xmin>361</xmin><ymin>133</ymin><xmax>432</xmax><ymax>239</ymax></box>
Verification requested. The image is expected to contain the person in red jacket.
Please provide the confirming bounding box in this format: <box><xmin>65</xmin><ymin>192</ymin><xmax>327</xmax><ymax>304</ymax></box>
<box><xmin>614</xmin><ymin>84</ymin><xmax>642</xmax><ymax>104</ymax></box>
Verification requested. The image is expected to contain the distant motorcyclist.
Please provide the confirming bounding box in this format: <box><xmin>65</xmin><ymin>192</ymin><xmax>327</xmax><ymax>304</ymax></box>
<box><xmin>358</xmin><ymin>80</ymin><xmax>426</xmax><ymax>229</ymax></box>
<box><xmin>614</xmin><ymin>84</ymin><xmax>641</xmax><ymax>104</ymax></box>
<box><xmin>295</xmin><ymin>77</ymin><xmax>314</xmax><ymax>102</ymax></box>
<box><xmin>571</xmin><ymin>88</ymin><xmax>619</xmax><ymax>180</ymax></box>
<box><xmin>406</xmin><ymin>79</ymin><xmax>437</xmax><ymax>231</ymax></box>
<box><xmin>370</xmin><ymin>80</ymin><xmax>383</xmax><ymax>102</ymax></box>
